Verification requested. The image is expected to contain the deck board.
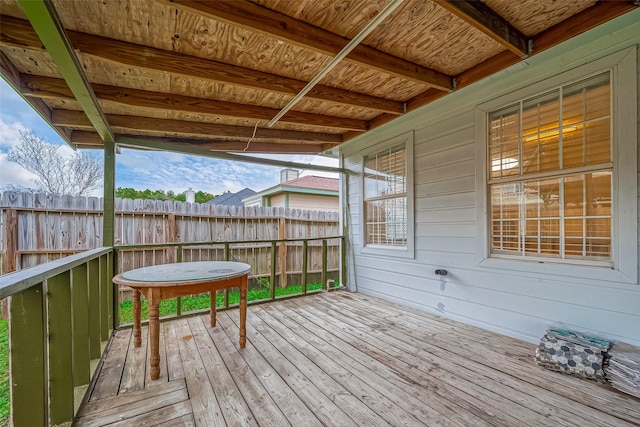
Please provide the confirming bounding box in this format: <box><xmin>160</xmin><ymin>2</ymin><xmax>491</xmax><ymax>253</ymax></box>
<box><xmin>78</xmin><ymin>291</ymin><xmax>640</xmax><ymax>426</ymax></box>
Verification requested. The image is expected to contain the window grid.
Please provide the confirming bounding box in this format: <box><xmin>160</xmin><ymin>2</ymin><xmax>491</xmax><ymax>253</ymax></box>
<box><xmin>364</xmin><ymin>144</ymin><xmax>407</xmax><ymax>247</ymax></box>
<box><xmin>489</xmin><ymin>72</ymin><xmax>612</xmax><ymax>262</ymax></box>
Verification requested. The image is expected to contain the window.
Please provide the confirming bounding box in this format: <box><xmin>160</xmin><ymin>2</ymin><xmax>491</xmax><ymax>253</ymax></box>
<box><xmin>361</xmin><ymin>132</ymin><xmax>413</xmax><ymax>256</ymax></box>
<box><xmin>489</xmin><ymin>72</ymin><xmax>612</xmax><ymax>264</ymax></box>
<box><xmin>488</xmin><ymin>72</ymin><xmax>613</xmax><ymax>263</ymax></box>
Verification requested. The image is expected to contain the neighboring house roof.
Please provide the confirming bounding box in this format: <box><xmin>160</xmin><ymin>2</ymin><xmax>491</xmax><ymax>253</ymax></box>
<box><xmin>207</xmin><ymin>188</ymin><xmax>256</xmax><ymax>206</ymax></box>
<box><xmin>243</xmin><ymin>176</ymin><xmax>339</xmax><ymax>203</ymax></box>
<box><xmin>281</xmin><ymin>176</ymin><xmax>339</xmax><ymax>192</ymax></box>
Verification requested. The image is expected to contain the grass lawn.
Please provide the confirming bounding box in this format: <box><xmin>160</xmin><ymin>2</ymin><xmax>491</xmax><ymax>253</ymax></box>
<box><xmin>119</xmin><ymin>283</ymin><xmax>324</xmax><ymax>323</ymax></box>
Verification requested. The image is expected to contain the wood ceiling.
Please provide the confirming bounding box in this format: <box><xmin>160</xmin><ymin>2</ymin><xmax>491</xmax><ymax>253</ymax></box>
<box><xmin>0</xmin><ymin>0</ymin><xmax>637</xmax><ymax>156</ymax></box>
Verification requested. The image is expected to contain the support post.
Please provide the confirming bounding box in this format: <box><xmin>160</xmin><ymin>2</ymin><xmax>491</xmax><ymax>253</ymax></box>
<box><xmin>103</xmin><ymin>139</ymin><xmax>116</xmax><ymax>247</ymax></box>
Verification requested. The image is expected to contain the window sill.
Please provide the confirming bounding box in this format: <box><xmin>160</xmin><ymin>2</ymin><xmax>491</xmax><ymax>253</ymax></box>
<box><xmin>478</xmin><ymin>256</ymin><xmax>635</xmax><ymax>285</ymax></box>
<box><xmin>361</xmin><ymin>245</ymin><xmax>414</xmax><ymax>259</ymax></box>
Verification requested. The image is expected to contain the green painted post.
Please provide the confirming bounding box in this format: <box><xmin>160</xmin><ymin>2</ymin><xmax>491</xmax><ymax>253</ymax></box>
<box><xmin>321</xmin><ymin>239</ymin><xmax>328</xmax><ymax>290</ymax></box>
<box><xmin>71</xmin><ymin>264</ymin><xmax>90</xmax><ymax>387</ymax></box>
<box><xmin>106</xmin><ymin>252</ymin><xmax>114</xmax><ymax>333</ymax></box>
<box><xmin>301</xmin><ymin>240</ymin><xmax>308</xmax><ymax>294</ymax></box>
<box><xmin>100</xmin><ymin>256</ymin><xmax>109</xmax><ymax>342</ymax></box>
<box><xmin>87</xmin><ymin>259</ymin><xmax>101</xmax><ymax>359</ymax></box>
<box><xmin>10</xmin><ymin>284</ymin><xmax>47</xmax><ymax>426</ymax></box>
<box><xmin>103</xmin><ymin>140</ymin><xmax>116</xmax><ymax>247</ymax></box>
<box><xmin>341</xmin><ymin>236</ymin><xmax>347</xmax><ymax>288</ymax></box>
<box><xmin>223</xmin><ymin>243</ymin><xmax>230</xmax><ymax>308</ymax></box>
<box><xmin>47</xmin><ymin>272</ymin><xmax>74</xmax><ymax>425</ymax></box>
<box><xmin>110</xmin><ymin>251</ymin><xmax>119</xmax><ymax>329</ymax></box>
<box><xmin>270</xmin><ymin>241</ymin><xmax>277</xmax><ymax>300</ymax></box>
<box><xmin>177</xmin><ymin>244</ymin><xmax>183</xmax><ymax>315</ymax></box>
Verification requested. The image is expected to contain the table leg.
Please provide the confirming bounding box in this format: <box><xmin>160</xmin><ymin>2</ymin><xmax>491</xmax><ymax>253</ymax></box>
<box><xmin>210</xmin><ymin>291</ymin><xmax>216</xmax><ymax>327</ymax></box>
<box><xmin>149</xmin><ymin>302</ymin><xmax>160</xmax><ymax>380</ymax></box>
<box><xmin>133</xmin><ymin>289</ymin><xmax>141</xmax><ymax>348</ymax></box>
<box><xmin>239</xmin><ymin>275</ymin><xmax>247</xmax><ymax>348</ymax></box>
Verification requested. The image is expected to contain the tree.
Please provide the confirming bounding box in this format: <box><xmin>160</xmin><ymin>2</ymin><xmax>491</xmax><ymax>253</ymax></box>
<box><xmin>7</xmin><ymin>131</ymin><xmax>103</xmax><ymax>196</ymax></box>
<box><xmin>114</xmin><ymin>187</ymin><xmax>217</xmax><ymax>202</ymax></box>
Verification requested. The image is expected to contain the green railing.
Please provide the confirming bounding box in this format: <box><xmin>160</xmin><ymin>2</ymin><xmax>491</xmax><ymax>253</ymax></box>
<box><xmin>0</xmin><ymin>247</ymin><xmax>115</xmax><ymax>427</ymax></box>
<box><xmin>114</xmin><ymin>235</ymin><xmax>346</xmax><ymax>325</ymax></box>
<box><xmin>0</xmin><ymin>235</ymin><xmax>346</xmax><ymax>425</ymax></box>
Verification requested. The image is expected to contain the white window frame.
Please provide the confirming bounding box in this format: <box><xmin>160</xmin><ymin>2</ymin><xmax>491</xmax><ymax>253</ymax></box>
<box><xmin>475</xmin><ymin>48</ymin><xmax>637</xmax><ymax>283</ymax></box>
<box><xmin>360</xmin><ymin>131</ymin><xmax>415</xmax><ymax>259</ymax></box>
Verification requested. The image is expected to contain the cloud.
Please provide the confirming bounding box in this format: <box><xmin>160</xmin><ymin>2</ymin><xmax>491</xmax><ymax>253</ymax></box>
<box><xmin>0</xmin><ymin>117</ymin><xmax>26</xmax><ymax>150</ymax></box>
<box><xmin>0</xmin><ymin>152</ymin><xmax>38</xmax><ymax>187</ymax></box>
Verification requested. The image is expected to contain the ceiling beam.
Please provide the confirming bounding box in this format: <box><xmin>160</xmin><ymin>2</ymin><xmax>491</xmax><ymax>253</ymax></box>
<box><xmin>432</xmin><ymin>0</ymin><xmax>529</xmax><ymax>57</ymax></box>
<box><xmin>72</xmin><ymin>131</ymin><xmax>325</xmax><ymax>154</ymax></box>
<box><xmin>0</xmin><ymin>15</ymin><xmax>403</xmax><ymax>115</ymax></box>
<box><xmin>119</xmin><ymin>135</ymin><xmax>325</xmax><ymax>154</ymax></box>
<box><xmin>160</xmin><ymin>0</ymin><xmax>453</xmax><ymax>91</ymax></box>
<box><xmin>16</xmin><ymin>0</ymin><xmax>114</xmax><ymax>143</ymax></box>
<box><xmin>116</xmin><ymin>136</ymin><xmax>344</xmax><ymax>173</ymax></box>
<box><xmin>21</xmin><ymin>74</ymin><xmax>367</xmax><ymax>131</ymax></box>
<box><xmin>455</xmin><ymin>0</ymin><xmax>638</xmax><ymax>90</ymax></box>
<box><xmin>0</xmin><ymin>49</ymin><xmax>72</xmax><ymax>143</ymax></box>
<box><xmin>53</xmin><ymin>110</ymin><xmax>343</xmax><ymax>144</ymax></box>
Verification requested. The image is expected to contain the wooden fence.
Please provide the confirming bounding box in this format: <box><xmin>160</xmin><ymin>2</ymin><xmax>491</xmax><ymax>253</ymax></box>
<box><xmin>0</xmin><ymin>191</ymin><xmax>340</xmax><ymax>275</ymax></box>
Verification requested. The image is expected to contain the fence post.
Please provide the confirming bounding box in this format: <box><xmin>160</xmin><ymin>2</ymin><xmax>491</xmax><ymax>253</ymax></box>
<box><xmin>1</xmin><ymin>208</ymin><xmax>18</xmax><ymax>319</ymax></box>
<box><xmin>321</xmin><ymin>239</ymin><xmax>328</xmax><ymax>290</ymax></box>
<box><xmin>3</xmin><ymin>208</ymin><xmax>17</xmax><ymax>274</ymax></box>
<box><xmin>301</xmin><ymin>240</ymin><xmax>308</xmax><ymax>294</ymax></box>
<box><xmin>270</xmin><ymin>241</ymin><xmax>277</xmax><ymax>300</ymax></box>
<box><xmin>278</xmin><ymin>217</ymin><xmax>287</xmax><ymax>288</ymax></box>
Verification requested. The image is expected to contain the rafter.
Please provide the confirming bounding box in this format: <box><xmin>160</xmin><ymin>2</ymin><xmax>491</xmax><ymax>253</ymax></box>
<box><xmin>115</xmin><ymin>136</ymin><xmax>344</xmax><ymax>172</ymax></box>
<box><xmin>119</xmin><ymin>135</ymin><xmax>325</xmax><ymax>154</ymax></box>
<box><xmin>0</xmin><ymin>15</ymin><xmax>403</xmax><ymax>115</ymax></box>
<box><xmin>455</xmin><ymin>0</ymin><xmax>638</xmax><ymax>90</ymax></box>
<box><xmin>16</xmin><ymin>0</ymin><xmax>114</xmax><ymax>143</ymax></box>
<box><xmin>21</xmin><ymin>74</ymin><xmax>367</xmax><ymax>131</ymax></box>
<box><xmin>71</xmin><ymin>130</ymin><xmax>327</xmax><ymax>156</ymax></box>
<box><xmin>432</xmin><ymin>0</ymin><xmax>529</xmax><ymax>57</ymax></box>
<box><xmin>0</xmin><ymin>50</ymin><xmax>72</xmax><ymax>141</ymax></box>
<box><xmin>160</xmin><ymin>0</ymin><xmax>453</xmax><ymax>91</ymax></box>
<box><xmin>53</xmin><ymin>110</ymin><xmax>342</xmax><ymax>144</ymax></box>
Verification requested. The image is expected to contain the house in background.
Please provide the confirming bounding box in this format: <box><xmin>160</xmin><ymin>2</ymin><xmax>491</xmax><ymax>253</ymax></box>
<box><xmin>206</xmin><ymin>188</ymin><xmax>256</xmax><ymax>207</ymax></box>
<box><xmin>243</xmin><ymin>169</ymin><xmax>339</xmax><ymax>212</ymax></box>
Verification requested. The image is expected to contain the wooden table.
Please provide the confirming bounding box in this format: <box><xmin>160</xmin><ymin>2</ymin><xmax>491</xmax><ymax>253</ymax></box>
<box><xmin>113</xmin><ymin>261</ymin><xmax>250</xmax><ymax>380</ymax></box>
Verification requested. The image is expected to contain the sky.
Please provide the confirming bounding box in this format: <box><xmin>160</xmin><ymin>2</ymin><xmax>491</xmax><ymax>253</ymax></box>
<box><xmin>0</xmin><ymin>78</ymin><xmax>338</xmax><ymax>197</ymax></box>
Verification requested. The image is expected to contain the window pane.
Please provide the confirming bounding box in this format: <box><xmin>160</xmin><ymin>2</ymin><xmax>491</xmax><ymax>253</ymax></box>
<box><xmin>488</xmin><ymin>73</ymin><xmax>612</xmax><ymax>262</ymax></box>
<box><xmin>585</xmin><ymin>119</ymin><xmax>610</xmax><ymax>165</ymax></box>
<box><xmin>586</xmin><ymin>171</ymin><xmax>611</xmax><ymax>216</ymax></box>
<box><xmin>364</xmin><ymin>144</ymin><xmax>406</xmax><ymax>199</ymax></box>
<box><xmin>365</xmin><ymin>197</ymin><xmax>407</xmax><ymax>246</ymax></box>
<box><xmin>489</xmin><ymin>106</ymin><xmax>520</xmax><ymax>179</ymax></box>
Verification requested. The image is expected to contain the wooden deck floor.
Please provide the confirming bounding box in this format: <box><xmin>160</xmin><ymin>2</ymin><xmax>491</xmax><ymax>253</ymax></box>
<box><xmin>76</xmin><ymin>291</ymin><xmax>640</xmax><ymax>426</ymax></box>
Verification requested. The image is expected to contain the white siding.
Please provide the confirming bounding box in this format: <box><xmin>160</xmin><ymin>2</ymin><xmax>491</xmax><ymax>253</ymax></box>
<box><xmin>288</xmin><ymin>194</ymin><xmax>338</xmax><ymax>212</ymax></box>
<box><xmin>341</xmin><ymin>13</ymin><xmax>640</xmax><ymax>346</ymax></box>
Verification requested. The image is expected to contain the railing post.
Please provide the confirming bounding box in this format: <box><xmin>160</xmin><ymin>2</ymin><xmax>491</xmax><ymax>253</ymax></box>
<box><xmin>10</xmin><ymin>283</ymin><xmax>47</xmax><ymax>426</ymax></box>
<box><xmin>321</xmin><ymin>239</ymin><xmax>328</xmax><ymax>290</ymax></box>
<box><xmin>223</xmin><ymin>242</ymin><xmax>230</xmax><ymax>308</ymax></box>
<box><xmin>100</xmin><ymin>256</ymin><xmax>109</xmax><ymax>343</ymax></box>
<box><xmin>71</xmin><ymin>264</ymin><xmax>90</xmax><ymax>390</ymax></box>
<box><xmin>270</xmin><ymin>241</ymin><xmax>277</xmax><ymax>300</ymax></box>
<box><xmin>341</xmin><ymin>236</ymin><xmax>347</xmax><ymax>288</ymax></box>
<box><xmin>47</xmin><ymin>272</ymin><xmax>74</xmax><ymax>425</ymax></box>
<box><xmin>106</xmin><ymin>251</ymin><xmax>114</xmax><ymax>334</ymax></box>
<box><xmin>301</xmin><ymin>240</ymin><xmax>308</xmax><ymax>294</ymax></box>
<box><xmin>87</xmin><ymin>259</ymin><xmax>101</xmax><ymax>359</ymax></box>
<box><xmin>176</xmin><ymin>244</ymin><xmax>183</xmax><ymax>315</ymax></box>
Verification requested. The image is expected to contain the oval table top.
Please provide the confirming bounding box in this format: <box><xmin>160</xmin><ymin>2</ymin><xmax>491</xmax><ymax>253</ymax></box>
<box><xmin>117</xmin><ymin>261</ymin><xmax>251</xmax><ymax>284</ymax></box>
